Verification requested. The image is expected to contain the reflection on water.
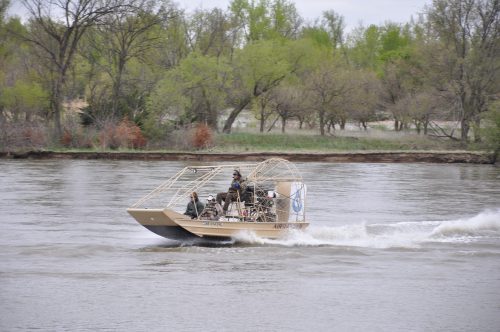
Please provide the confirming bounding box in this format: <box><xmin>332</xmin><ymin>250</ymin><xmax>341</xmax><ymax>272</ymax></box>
<box><xmin>1</xmin><ymin>160</ymin><xmax>500</xmax><ymax>331</ymax></box>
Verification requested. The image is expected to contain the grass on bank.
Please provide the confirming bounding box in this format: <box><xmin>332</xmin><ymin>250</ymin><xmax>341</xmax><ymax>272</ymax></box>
<box><xmin>211</xmin><ymin>132</ymin><xmax>467</xmax><ymax>152</ymax></box>
<box><xmin>9</xmin><ymin>131</ymin><xmax>484</xmax><ymax>153</ymax></box>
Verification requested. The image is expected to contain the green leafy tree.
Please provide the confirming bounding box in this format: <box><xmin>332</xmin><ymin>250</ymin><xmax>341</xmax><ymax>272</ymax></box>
<box><xmin>222</xmin><ymin>39</ymin><xmax>307</xmax><ymax>133</ymax></box>
<box><xmin>322</xmin><ymin>10</ymin><xmax>345</xmax><ymax>51</ymax></box>
<box><xmin>187</xmin><ymin>8</ymin><xmax>234</xmax><ymax>58</ymax></box>
<box><xmin>1</xmin><ymin>16</ymin><xmax>48</xmax><ymax>124</ymax></box>
<box><xmin>146</xmin><ymin>52</ymin><xmax>230</xmax><ymax>136</ymax></box>
<box><xmin>1</xmin><ymin>80</ymin><xmax>48</xmax><ymax>121</ymax></box>
<box><xmin>230</xmin><ymin>0</ymin><xmax>302</xmax><ymax>42</ymax></box>
<box><xmin>82</xmin><ymin>3</ymin><xmax>164</xmax><ymax>123</ymax></box>
<box><xmin>347</xmin><ymin>25</ymin><xmax>381</xmax><ymax>70</ymax></box>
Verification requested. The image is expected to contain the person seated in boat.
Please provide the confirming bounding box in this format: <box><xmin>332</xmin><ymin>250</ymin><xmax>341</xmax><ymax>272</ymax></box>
<box><xmin>184</xmin><ymin>192</ymin><xmax>204</xmax><ymax>219</ymax></box>
<box><xmin>216</xmin><ymin>170</ymin><xmax>246</xmax><ymax>214</ymax></box>
<box><xmin>199</xmin><ymin>195</ymin><xmax>222</xmax><ymax>220</ymax></box>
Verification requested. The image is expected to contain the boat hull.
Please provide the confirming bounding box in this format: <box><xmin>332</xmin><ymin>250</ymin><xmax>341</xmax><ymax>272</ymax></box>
<box><xmin>127</xmin><ymin>208</ymin><xmax>199</xmax><ymax>239</ymax></box>
<box><xmin>127</xmin><ymin>208</ymin><xmax>309</xmax><ymax>240</ymax></box>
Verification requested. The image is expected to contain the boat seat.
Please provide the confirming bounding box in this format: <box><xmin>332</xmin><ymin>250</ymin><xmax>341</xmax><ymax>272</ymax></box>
<box><xmin>226</xmin><ymin>202</ymin><xmax>245</xmax><ymax>217</ymax></box>
<box><xmin>240</xmin><ymin>186</ymin><xmax>253</xmax><ymax>203</ymax></box>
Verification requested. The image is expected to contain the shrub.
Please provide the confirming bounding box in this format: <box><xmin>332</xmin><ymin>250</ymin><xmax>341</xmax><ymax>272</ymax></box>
<box><xmin>482</xmin><ymin>102</ymin><xmax>500</xmax><ymax>156</ymax></box>
<box><xmin>0</xmin><ymin>122</ymin><xmax>48</xmax><ymax>150</ymax></box>
<box><xmin>191</xmin><ymin>123</ymin><xmax>213</xmax><ymax>149</ymax></box>
<box><xmin>98</xmin><ymin>117</ymin><xmax>147</xmax><ymax>149</ymax></box>
<box><xmin>22</xmin><ymin>125</ymin><xmax>47</xmax><ymax>148</ymax></box>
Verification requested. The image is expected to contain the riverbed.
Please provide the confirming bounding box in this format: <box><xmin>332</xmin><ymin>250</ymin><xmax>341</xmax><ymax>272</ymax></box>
<box><xmin>1</xmin><ymin>160</ymin><xmax>499</xmax><ymax>331</ymax></box>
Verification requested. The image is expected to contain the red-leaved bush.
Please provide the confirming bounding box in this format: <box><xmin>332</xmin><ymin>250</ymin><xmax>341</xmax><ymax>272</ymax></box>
<box><xmin>92</xmin><ymin>118</ymin><xmax>146</xmax><ymax>149</ymax></box>
<box><xmin>192</xmin><ymin>123</ymin><xmax>213</xmax><ymax>149</ymax></box>
<box><xmin>98</xmin><ymin>117</ymin><xmax>146</xmax><ymax>149</ymax></box>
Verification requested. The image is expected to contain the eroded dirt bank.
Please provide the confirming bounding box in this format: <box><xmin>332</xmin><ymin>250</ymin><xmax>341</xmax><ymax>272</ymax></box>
<box><xmin>0</xmin><ymin>150</ymin><xmax>495</xmax><ymax>164</ymax></box>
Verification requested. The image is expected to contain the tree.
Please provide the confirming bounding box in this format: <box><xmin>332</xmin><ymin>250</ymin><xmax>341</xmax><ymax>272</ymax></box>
<box><xmin>343</xmin><ymin>70</ymin><xmax>380</xmax><ymax>130</ymax></box>
<box><xmin>322</xmin><ymin>10</ymin><xmax>345</xmax><ymax>51</ymax></box>
<box><xmin>426</xmin><ymin>0</ymin><xmax>500</xmax><ymax>142</ymax></box>
<box><xmin>82</xmin><ymin>2</ymin><xmax>164</xmax><ymax>122</ymax></box>
<box><xmin>267</xmin><ymin>84</ymin><xmax>306</xmax><ymax>132</ymax></box>
<box><xmin>1</xmin><ymin>80</ymin><xmax>48</xmax><ymax>122</ymax></box>
<box><xmin>482</xmin><ymin>101</ymin><xmax>500</xmax><ymax>157</ymax></box>
<box><xmin>0</xmin><ymin>0</ymin><xmax>8</xmax><ymax>23</ymax></box>
<box><xmin>1</xmin><ymin>16</ymin><xmax>49</xmax><ymax>123</ymax></box>
<box><xmin>347</xmin><ymin>24</ymin><xmax>381</xmax><ymax>70</ymax></box>
<box><xmin>146</xmin><ymin>52</ymin><xmax>230</xmax><ymax>132</ymax></box>
<box><xmin>20</xmin><ymin>0</ymin><xmax>133</xmax><ymax>140</ymax></box>
<box><xmin>155</xmin><ymin>3</ymin><xmax>189</xmax><ymax>68</ymax></box>
<box><xmin>304</xmin><ymin>60</ymin><xmax>350</xmax><ymax>135</ymax></box>
<box><xmin>222</xmin><ymin>39</ymin><xmax>305</xmax><ymax>133</ymax></box>
<box><xmin>187</xmin><ymin>8</ymin><xmax>233</xmax><ymax>58</ymax></box>
<box><xmin>252</xmin><ymin>92</ymin><xmax>274</xmax><ymax>132</ymax></box>
<box><xmin>229</xmin><ymin>0</ymin><xmax>302</xmax><ymax>43</ymax></box>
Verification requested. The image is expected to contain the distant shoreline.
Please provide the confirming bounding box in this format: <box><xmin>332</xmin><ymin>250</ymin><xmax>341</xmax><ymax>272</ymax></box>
<box><xmin>0</xmin><ymin>150</ymin><xmax>496</xmax><ymax>164</ymax></box>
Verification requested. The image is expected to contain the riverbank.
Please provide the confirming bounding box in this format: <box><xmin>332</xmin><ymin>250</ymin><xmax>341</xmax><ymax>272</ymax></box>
<box><xmin>0</xmin><ymin>150</ymin><xmax>495</xmax><ymax>164</ymax></box>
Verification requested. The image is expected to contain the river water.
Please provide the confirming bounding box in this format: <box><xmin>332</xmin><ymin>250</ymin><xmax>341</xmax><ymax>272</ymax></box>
<box><xmin>1</xmin><ymin>160</ymin><xmax>499</xmax><ymax>331</ymax></box>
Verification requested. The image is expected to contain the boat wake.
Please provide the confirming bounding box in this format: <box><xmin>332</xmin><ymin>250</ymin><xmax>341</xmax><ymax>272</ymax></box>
<box><xmin>232</xmin><ymin>209</ymin><xmax>500</xmax><ymax>249</ymax></box>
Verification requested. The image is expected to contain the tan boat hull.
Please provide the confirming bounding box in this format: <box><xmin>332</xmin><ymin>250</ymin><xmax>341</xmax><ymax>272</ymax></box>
<box><xmin>126</xmin><ymin>208</ymin><xmax>196</xmax><ymax>239</ymax></box>
<box><xmin>127</xmin><ymin>208</ymin><xmax>309</xmax><ymax>240</ymax></box>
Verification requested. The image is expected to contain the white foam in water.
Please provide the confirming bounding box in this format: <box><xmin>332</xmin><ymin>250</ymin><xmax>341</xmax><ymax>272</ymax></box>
<box><xmin>430</xmin><ymin>209</ymin><xmax>500</xmax><ymax>237</ymax></box>
<box><xmin>232</xmin><ymin>209</ymin><xmax>500</xmax><ymax>249</ymax></box>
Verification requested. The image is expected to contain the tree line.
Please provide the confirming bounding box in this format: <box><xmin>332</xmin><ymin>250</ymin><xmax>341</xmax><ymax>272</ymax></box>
<box><xmin>0</xmin><ymin>0</ymin><xmax>499</xmax><ymax>149</ymax></box>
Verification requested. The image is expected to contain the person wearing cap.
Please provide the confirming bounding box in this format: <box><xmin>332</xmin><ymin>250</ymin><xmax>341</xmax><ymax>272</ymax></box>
<box><xmin>216</xmin><ymin>170</ymin><xmax>246</xmax><ymax>214</ymax></box>
<box><xmin>184</xmin><ymin>192</ymin><xmax>204</xmax><ymax>219</ymax></box>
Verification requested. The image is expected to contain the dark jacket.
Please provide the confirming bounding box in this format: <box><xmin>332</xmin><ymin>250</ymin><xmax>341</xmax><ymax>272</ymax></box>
<box><xmin>184</xmin><ymin>200</ymin><xmax>205</xmax><ymax>218</ymax></box>
<box><xmin>229</xmin><ymin>178</ymin><xmax>246</xmax><ymax>194</ymax></box>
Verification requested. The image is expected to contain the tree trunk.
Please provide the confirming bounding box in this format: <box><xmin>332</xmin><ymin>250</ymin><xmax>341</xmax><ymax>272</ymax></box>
<box><xmin>222</xmin><ymin>97</ymin><xmax>251</xmax><ymax>133</ymax></box>
<box><xmin>202</xmin><ymin>89</ymin><xmax>218</xmax><ymax>130</ymax></box>
<box><xmin>281</xmin><ymin>116</ymin><xmax>286</xmax><ymax>133</ymax></box>
<box><xmin>394</xmin><ymin>120</ymin><xmax>399</xmax><ymax>131</ymax></box>
<box><xmin>473</xmin><ymin>117</ymin><xmax>481</xmax><ymax>143</ymax></box>
<box><xmin>267</xmin><ymin>115</ymin><xmax>279</xmax><ymax>132</ymax></box>
<box><xmin>461</xmin><ymin>118</ymin><xmax>470</xmax><ymax>142</ymax></box>
<box><xmin>259</xmin><ymin>105</ymin><xmax>265</xmax><ymax>133</ymax></box>
<box><xmin>112</xmin><ymin>57</ymin><xmax>125</xmax><ymax>119</ymax></box>
<box><xmin>52</xmin><ymin>79</ymin><xmax>64</xmax><ymax>141</ymax></box>
<box><xmin>340</xmin><ymin>119</ymin><xmax>346</xmax><ymax>130</ymax></box>
<box><xmin>319</xmin><ymin>110</ymin><xmax>325</xmax><ymax>136</ymax></box>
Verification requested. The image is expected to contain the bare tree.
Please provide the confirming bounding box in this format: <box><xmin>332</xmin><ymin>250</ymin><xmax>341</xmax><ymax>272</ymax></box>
<box><xmin>304</xmin><ymin>62</ymin><xmax>349</xmax><ymax>136</ymax></box>
<box><xmin>426</xmin><ymin>0</ymin><xmax>500</xmax><ymax>142</ymax></box>
<box><xmin>344</xmin><ymin>70</ymin><xmax>380</xmax><ymax>130</ymax></box>
<box><xmin>253</xmin><ymin>92</ymin><xmax>274</xmax><ymax>133</ymax></box>
<box><xmin>380</xmin><ymin>61</ymin><xmax>409</xmax><ymax>131</ymax></box>
<box><xmin>268</xmin><ymin>85</ymin><xmax>306</xmax><ymax>133</ymax></box>
<box><xmin>20</xmin><ymin>0</ymin><xmax>132</xmax><ymax>140</ymax></box>
<box><xmin>187</xmin><ymin>8</ymin><xmax>233</xmax><ymax>58</ymax></box>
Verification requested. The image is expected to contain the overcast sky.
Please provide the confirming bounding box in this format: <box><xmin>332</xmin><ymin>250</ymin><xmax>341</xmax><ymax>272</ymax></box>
<box><xmin>8</xmin><ymin>0</ymin><xmax>432</xmax><ymax>31</ymax></box>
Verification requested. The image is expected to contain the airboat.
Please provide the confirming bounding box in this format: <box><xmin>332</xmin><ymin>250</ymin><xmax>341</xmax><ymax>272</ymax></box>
<box><xmin>127</xmin><ymin>158</ymin><xmax>308</xmax><ymax>240</ymax></box>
